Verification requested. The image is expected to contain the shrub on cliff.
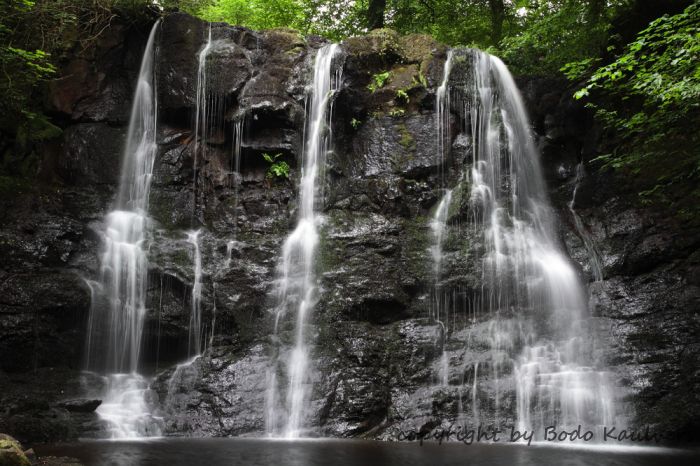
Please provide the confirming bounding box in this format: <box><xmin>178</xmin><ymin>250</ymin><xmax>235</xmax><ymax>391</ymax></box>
<box><xmin>566</xmin><ymin>2</ymin><xmax>700</xmax><ymax>219</ymax></box>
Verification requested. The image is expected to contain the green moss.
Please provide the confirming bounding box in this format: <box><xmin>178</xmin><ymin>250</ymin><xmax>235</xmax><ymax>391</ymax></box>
<box><xmin>344</xmin><ymin>28</ymin><xmax>400</xmax><ymax>59</ymax></box>
<box><xmin>0</xmin><ymin>438</ymin><xmax>31</xmax><ymax>466</ymax></box>
<box><xmin>317</xmin><ymin>222</ymin><xmax>344</xmax><ymax>274</ymax></box>
<box><xmin>264</xmin><ymin>28</ymin><xmax>305</xmax><ymax>51</ymax></box>
<box><xmin>402</xmin><ymin>214</ymin><xmax>430</xmax><ymax>278</ymax></box>
<box><xmin>366</xmin><ymin>28</ymin><xmax>400</xmax><ymax>53</ymax></box>
<box><xmin>398</xmin><ymin>124</ymin><xmax>414</xmax><ymax>150</ymax></box>
<box><xmin>398</xmin><ymin>33</ymin><xmax>448</xmax><ymax>80</ymax></box>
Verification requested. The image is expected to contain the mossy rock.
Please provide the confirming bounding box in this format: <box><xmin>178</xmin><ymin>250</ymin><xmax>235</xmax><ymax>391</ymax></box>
<box><xmin>0</xmin><ymin>435</ymin><xmax>31</xmax><ymax>466</ymax></box>
<box><xmin>398</xmin><ymin>124</ymin><xmax>415</xmax><ymax>151</ymax></box>
<box><xmin>398</xmin><ymin>34</ymin><xmax>445</xmax><ymax>64</ymax></box>
<box><xmin>263</xmin><ymin>28</ymin><xmax>305</xmax><ymax>53</ymax></box>
<box><xmin>399</xmin><ymin>34</ymin><xmax>447</xmax><ymax>79</ymax></box>
<box><xmin>343</xmin><ymin>28</ymin><xmax>400</xmax><ymax>60</ymax></box>
<box><xmin>366</xmin><ymin>64</ymin><xmax>422</xmax><ymax>113</ymax></box>
<box><xmin>385</xmin><ymin>65</ymin><xmax>420</xmax><ymax>92</ymax></box>
<box><xmin>401</xmin><ymin>214</ymin><xmax>431</xmax><ymax>279</ymax></box>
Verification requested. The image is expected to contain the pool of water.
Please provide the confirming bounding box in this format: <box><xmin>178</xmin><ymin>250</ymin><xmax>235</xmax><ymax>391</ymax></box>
<box><xmin>36</xmin><ymin>438</ymin><xmax>699</xmax><ymax>466</ymax></box>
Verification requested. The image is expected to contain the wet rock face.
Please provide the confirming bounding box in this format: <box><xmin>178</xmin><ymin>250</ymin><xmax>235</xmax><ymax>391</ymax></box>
<box><xmin>1</xmin><ymin>11</ymin><xmax>699</xmax><ymax>445</ymax></box>
<box><xmin>520</xmin><ymin>76</ymin><xmax>700</xmax><ymax>438</ymax></box>
<box><xmin>0</xmin><ymin>13</ymin><xmax>152</xmax><ymax>444</ymax></box>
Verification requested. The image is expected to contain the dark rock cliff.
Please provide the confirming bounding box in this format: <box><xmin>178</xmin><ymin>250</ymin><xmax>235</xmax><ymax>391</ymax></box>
<box><xmin>0</xmin><ymin>12</ymin><xmax>697</xmax><ymax>444</ymax></box>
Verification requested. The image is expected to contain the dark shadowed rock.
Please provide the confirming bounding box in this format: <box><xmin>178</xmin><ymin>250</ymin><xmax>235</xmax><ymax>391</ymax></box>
<box><xmin>56</xmin><ymin>399</ymin><xmax>101</xmax><ymax>413</ymax></box>
<box><xmin>158</xmin><ymin>13</ymin><xmax>207</xmax><ymax>112</ymax></box>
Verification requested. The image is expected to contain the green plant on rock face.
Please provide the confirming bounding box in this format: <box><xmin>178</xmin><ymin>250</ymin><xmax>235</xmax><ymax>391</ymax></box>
<box><xmin>367</xmin><ymin>71</ymin><xmax>390</xmax><ymax>92</ymax></box>
<box><xmin>350</xmin><ymin>118</ymin><xmax>362</xmax><ymax>129</ymax></box>
<box><xmin>262</xmin><ymin>152</ymin><xmax>289</xmax><ymax>181</ymax></box>
<box><xmin>388</xmin><ymin>108</ymin><xmax>405</xmax><ymax>117</ymax></box>
<box><xmin>417</xmin><ymin>71</ymin><xmax>428</xmax><ymax>88</ymax></box>
<box><xmin>395</xmin><ymin>88</ymin><xmax>409</xmax><ymax>103</ymax></box>
<box><xmin>565</xmin><ymin>2</ymin><xmax>700</xmax><ymax>217</ymax></box>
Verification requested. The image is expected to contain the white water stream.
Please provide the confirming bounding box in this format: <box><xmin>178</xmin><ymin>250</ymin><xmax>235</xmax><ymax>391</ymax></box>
<box><xmin>265</xmin><ymin>44</ymin><xmax>342</xmax><ymax>438</ymax></box>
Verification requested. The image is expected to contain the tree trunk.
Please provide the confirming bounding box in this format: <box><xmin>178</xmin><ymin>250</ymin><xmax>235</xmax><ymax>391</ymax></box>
<box><xmin>367</xmin><ymin>0</ymin><xmax>387</xmax><ymax>30</ymax></box>
<box><xmin>489</xmin><ymin>0</ymin><xmax>505</xmax><ymax>45</ymax></box>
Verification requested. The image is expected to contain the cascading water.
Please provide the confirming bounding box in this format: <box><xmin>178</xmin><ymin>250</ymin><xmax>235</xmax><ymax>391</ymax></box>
<box><xmin>437</xmin><ymin>49</ymin><xmax>622</xmax><ymax>437</ymax></box>
<box><xmin>186</xmin><ymin>230</ymin><xmax>203</xmax><ymax>356</ymax></box>
<box><xmin>265</xmin><ymin>44</ymin><xmax>341</xmax><ymax>438</ymax></box>
<box><xmin>223</xmin><ymin>119</ymin><xmax>244</xmax><ymax>268</ymax></box>
<box><xmin>569</xmin><ymin>163</ymin><xmax>604</xmax><ymax>282</ymax></box>
<box><xmin>436</xmin><ymin>50</ymin><xmax>453</xmax><ymax>184</ymax></box>
<box><xmin>470</xmin><ymin>50</ymin><xmax>620</xmax><ymax>435</ymax></box>
<box><xmin>430</xmin><ymin>190</ymin><xmax>453</xmax><ymax>386</ymax></box>
<box><xmin>85</xmin><ymin>21</ymin><xmax>163</xmax><ymax>438</ymax></box>
<box><xmin>429</xmin><ymin>49</ymin><xmax>456</xmax><ymax>388</ymax></box>
<box><xmin>192</xmin><ymin>25</ymin><xmax>214</xmax><ymax>218</ymax></box>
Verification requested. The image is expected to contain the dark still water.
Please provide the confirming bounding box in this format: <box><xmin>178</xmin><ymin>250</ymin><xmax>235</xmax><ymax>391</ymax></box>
<box><xmin>36</xmin><ymin>438</ymin><xmax>699</xmax><ymax>466</ymax></box>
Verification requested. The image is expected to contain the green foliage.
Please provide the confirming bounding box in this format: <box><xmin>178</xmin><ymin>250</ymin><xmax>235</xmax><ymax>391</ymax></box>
<box><xmin>386</xmin><ymin>0</ymin><xmax>499</xmax><ymax>46</ymax></box>
<box><xmin>262</xmin><ymin>152</ymin><xmax>290</xmax><ymax>181</ymax></box>
<box><xmin>367</xmin><ymin>71</ymin><xmax>390</xmax><ymax>92</ymax></box>
<box><xmin>572</xmin><ymin>3</ymin><xmax>700</xmax><ymax>166</ymax></box>
<box><xmin>388</xmin><ymin>108</ymin><xmax>405</xmax><ymax>117</ymax></box>
<box><xmin>198</xmin><ymin>0</ymin><xmax>306</xmax><ymax>31</ymax></box>
<box><xmin>0</xmin><ymin>0</ymin><xmax>160</xmax><ymax>136</ymax></box>
<box><xmin>413</xmin><ymin>71</ymin><xmax>428</xmax><ymax>88</ymax></box>
<box><xmin>569</xmin><ymin>2</ymin><xmax>700</xmax><ymax>213</ymax></box>
<box><xmin>395</xmin><ymin>88</ymin><xmax>409</xmax><ymax>103</ymax></box>
<box><xmin>350</xmin><ymin>118</ymin><xmax>362</xmax><ymax>129</ymax></box>
<box><xmin>1</xmin><ymin>3</ymin><xmax>55</xmax><ymax>107</ymax></box>
<box><xmin>500</xmin><ymin>0</ymin><xmax>618</xmax><ymax>75</ymax></box>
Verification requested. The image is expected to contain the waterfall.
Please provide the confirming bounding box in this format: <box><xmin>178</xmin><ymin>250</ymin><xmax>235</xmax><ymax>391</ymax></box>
<box><xmin>266</xmin><ymin>44</ymin><xmax>342</xmax><ymax>438</ymax></box>
<box><xmin>192</xmin><ymin>25</ymin><xmax>212</xmax><ymax>216</ymax></box>
<box><xmin>429</xmin><ymin>48</ymin><xmax>457</xmax><ymax>388</ymax></box>
<box><xmin>224</xmin><ymin>119</ymin><xmax>244</xmax><ymax>268</ymax></box>
<box><xmin>430</xmin><ymin>190</ymin><xmax>453</xmax><ymax>386</ymax></box>
<box><xmin>86</xmin><ymin>21</ymin><xmax>163</xmax><ymax>438</ymax></box>
<box><xmin>192</xmin><ymin>24</ymin><xmax>228</xmax><ymax>218</ymax></box>
<box><xmin>569</xmin><ymin>163</ymin><xmax>604</xmax><ymax>282</ymax></box>
<box><xmin>187</xmin><ymin>230</ymin><xmax>203</xmax><ymax>356</ymax></box>
<box><xmin>433</xmin><ymin>49</ymin><xmax>621</xmax><ymax>436</ymax></box>
<box><xmin>464</xmin><ymin>50</ymin><xmax>619</xmax><ymax>435</ymax></box>
<box><xmin>436</xmin><ymin>49</ymin><xmax>453</xmax><ymax>184</ymax></box>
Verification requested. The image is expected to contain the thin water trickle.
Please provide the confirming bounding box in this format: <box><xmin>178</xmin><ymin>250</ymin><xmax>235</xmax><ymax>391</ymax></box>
<box><xmin>265</xmin><ymin>44</ymin><xmax>342</xmax><ymax>438</ymax></box>
<box><xmin>569</xmin><ymin>163</ymin><xmax>604</xmax><ymax>282</ymax></box>
<box><xmin>86</xmin><ymin>21</ymin><xmax>163</xmax><ymax>438</ymax></box>
<box><xmin>430</xmin><ymin>48</ymin><xmax>457</xmax><ymax>389</ymax></box>
<box><xmin>430</xmin><ymin>190</ymin><xmax>453</xmax><ymax>386</ymax></box>
<box><xmin>192</xmin><ymin>25</ymin><xmax>214</xmax><ymax>219</ymax></box>
<box><xmin>186</xmin><ymin>230</ymin><xmax>203</xmax><ymax>357</ymax></box>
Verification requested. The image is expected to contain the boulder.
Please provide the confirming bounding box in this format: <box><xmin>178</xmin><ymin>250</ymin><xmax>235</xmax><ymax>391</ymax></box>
<box><xmin>0</xmin><ymin>435</ymin><xmax>30</xmax><ymax>466</ymax></box>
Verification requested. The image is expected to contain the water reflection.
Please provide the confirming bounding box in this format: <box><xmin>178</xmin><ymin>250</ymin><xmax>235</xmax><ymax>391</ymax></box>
<box><xmin>36</xmin><ymin>439</ymin><xmax>699</xmax><ymax>466</ymax></box>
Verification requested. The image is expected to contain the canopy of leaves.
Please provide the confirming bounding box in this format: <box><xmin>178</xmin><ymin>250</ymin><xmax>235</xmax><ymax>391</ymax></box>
<box><xmin>567</xmin><ymin>2</ymin><xmax>700</xmax><ymax>216</ymax></box>
<box><xmin>500</xmin><ymin>0</ymin><xmax>618</xmax><ymax>75</ymax></box>
<box><xmin>197</xmin><ymin>0</ymin><xmax>306</xmax><ymax>31</ymax></box>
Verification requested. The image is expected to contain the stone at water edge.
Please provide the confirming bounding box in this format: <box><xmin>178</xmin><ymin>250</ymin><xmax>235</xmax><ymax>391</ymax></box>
<box><xmin>56</xmin><ymin>399</ymin><xmax>102</xmax><ymax>413</ymax></box>
<box><xmin>33</xmin><ymin>457</ymin><xmax>83</xmax><ymax>466</ymax></box>
<box><xmin>0</xmin><ymin>433</ymin><xmax>31</xmax><ymax>466</ymax></box>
